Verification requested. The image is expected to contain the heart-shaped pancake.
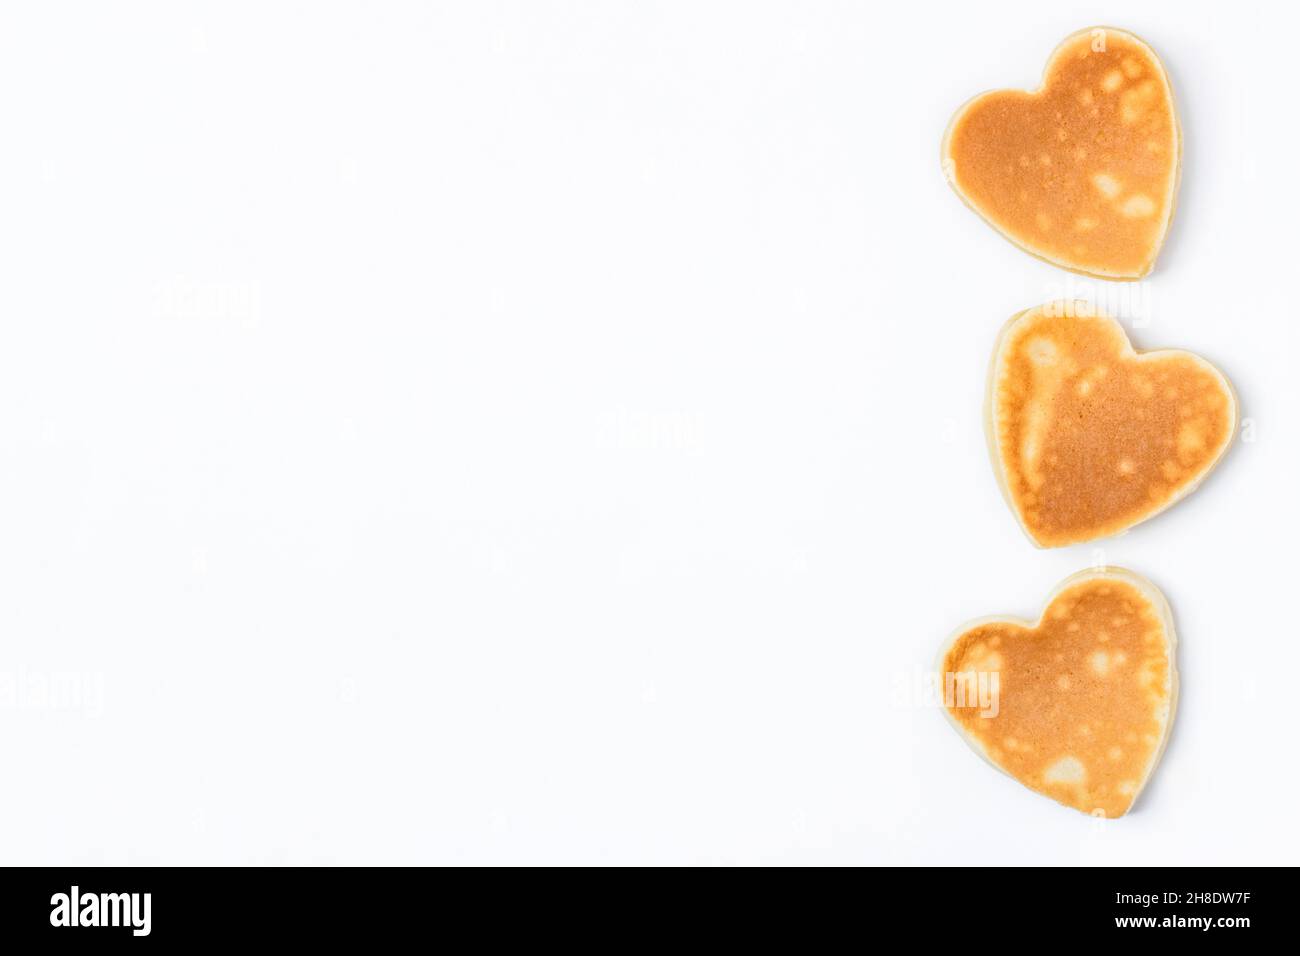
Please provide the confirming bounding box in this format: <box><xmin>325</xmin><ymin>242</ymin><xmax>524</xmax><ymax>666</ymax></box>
<box><xmin>987</xmin><ymin>302</ymin><xmax>1235</xmax><ymax>548</ymax></box>
<box><xmin>938</xmin><ymin>567</ymin><xmax>1177</xmax><ymax>817</ymax></box>
<box><xmin>942</xmin><ymin>27</ymin><xmax>1180</xmax><ymax>279</ymax></box>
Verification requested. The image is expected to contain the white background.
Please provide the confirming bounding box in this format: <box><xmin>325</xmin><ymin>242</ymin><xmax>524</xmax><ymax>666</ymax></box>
<box><xmin>1</xmin><ymin>2</ymin><xmax>1296</xmax><ymax>865</ymax></box>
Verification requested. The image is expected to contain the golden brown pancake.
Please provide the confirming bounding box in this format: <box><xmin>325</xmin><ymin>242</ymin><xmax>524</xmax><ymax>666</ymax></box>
<box><xmin>942</xmin><ymin>27</ymin><xmax>1180</xmax><ymax>279</ymax></box>
<box><xmin>938</xmin><ymin>567</ymin><xmax>1176</xmax><ymax>818</ymax></box>
<box><xmin>987</xmin><ymin>301</ymin><xmax>1235</xmax><ymax>548</ymax></box>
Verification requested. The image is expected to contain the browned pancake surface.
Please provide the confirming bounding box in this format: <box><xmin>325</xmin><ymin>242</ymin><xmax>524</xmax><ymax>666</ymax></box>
<box><xmin>941</xmin><ymin>571</ymin><xmax>1174</xmax><ymax>818</ymax></box>
<box><xmin>990</xmin><ymin>303</ymin><xmax>1234</xmax><ymax>548</ymax></box>
<box><xmin>943</xmin><ymin>28</ymin><xmax>1179</xmax><ymax>278</ymax></box>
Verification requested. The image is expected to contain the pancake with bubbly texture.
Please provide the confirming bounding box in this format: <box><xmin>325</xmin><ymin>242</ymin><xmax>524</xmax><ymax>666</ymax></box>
<box><xmin>938</xmin><ymin>567</ymin><xmax>1177</xmax><ymax>818</ymax></box>
<box><xmin>942</xmin><ymin>27</ymin><xmax>1180</xmax><ymax>279</ymax></box>
<box><xmin>987</xmin><ymin>301</ymin><xmax>1235</xmax><ymax>548</ymax></box>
